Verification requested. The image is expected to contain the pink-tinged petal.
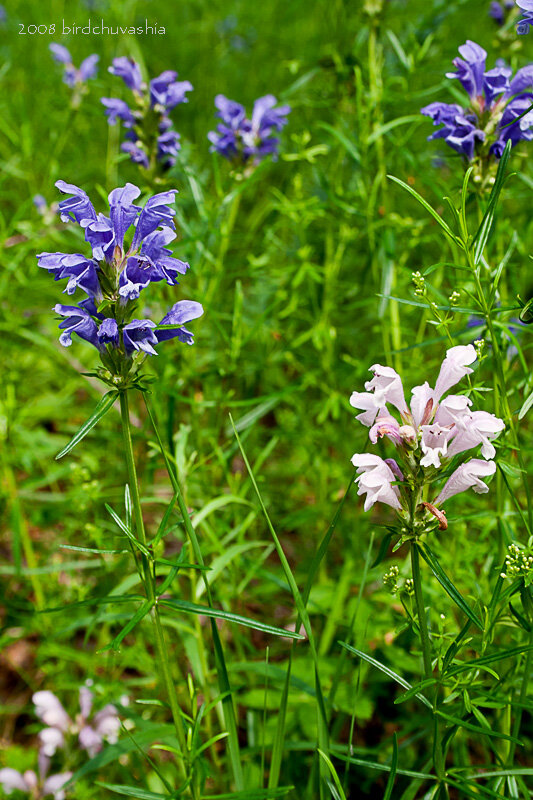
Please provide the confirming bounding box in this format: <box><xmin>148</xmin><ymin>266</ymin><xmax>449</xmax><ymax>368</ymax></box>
<box><xmin>434</xmin><ymin>459</ymin><xmax>496</xmax><ymax>505</ymax></box>
<box><xmin>365</xmin><ymin>365</ymin><xmax>409</xmax><ymax>416</ymax></box>
<box><xmin>420</xmin><ymin>423</ymin><xmax>455</xmax><ymax>468</ymax></box>
<box><xmin>93</xmin><ymin>705</ymin><xmax>120</xmax><ymax>743</ymax></box>
<box><xmin>33</xmin><ymin>691</ymin><xmax>71</xmax><ymax>732</ymax></box>
<box><xmin>38</xmin><ymin>727</ymin><xmax>65</xmax><ymax>757</ymax></box>
<box><xmin>79</xmin><ymin>686</ymin><xmax>93</xmax><ymax>720</ymax></box>
<box><xmin>410</xmin><ymin>382</ymin><xmax>434</xmax><ymax>428</ymax></box>
<box><xmin>42</xmin><ymin>772</ymin><xmax>72</xmax><ymax>800</ymax></box>
<box><xmin>369</xmin><ymin>412</ymin><xmax>403</xmax><ymax>445</ymax></box>
<box><xmin>384</xmin><ymin>458</ymin><xmax>405</xmax><ymax>481</ymax></box>
<box><xmin>435</xmin><ymin>394</ymin><xmax>472</xmax><ymax>427</ymax></box>
<box><xmin>351</xmin><ymin>454</ymin><xmax>402</xmax><ymax>512</ymax></box>
<box><xmin>0</xmin><ymin>768</ymin><xmax>29</xmax><ymax>792</ymax></box>
<box><xmin>433</xmin><ymin>345</ymin><xmax>476</xmax><ymax>402</ymax></box>
<box><xmin>349</xmin><ymin>391</ymin><xmax>381</xmax><ymax>427</ymax></box>
<box><xmin>78</xmin><ymin>725</ymin><xmax>103</xmax><ymax>757</ymax></box>
<box><xmin>23</xmin><ymin>772</ymin><xmax>38</xmax><ymax>790</ymax></box>
<box><xmin>446</xmin><ymin>410</ymin><xmax>505</xmax><ymax>460</ymax></box>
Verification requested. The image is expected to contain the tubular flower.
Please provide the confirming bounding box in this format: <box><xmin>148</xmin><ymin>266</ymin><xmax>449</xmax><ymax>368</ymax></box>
<box><xmin>37</xmin><ymin>181</ymin><xmax>203</xmax><ymax>388</ymax></box>
<box><xmin>350</xmin><ymin>345</ymin><xmax>504</xmax><ymax>530</ymax></box>
<box><xmin>208</xmin><ymin>93</ymin><xmax>290</xmax><ymax>166</ymax></box>
<box><xmin>516</xmin><ymin>0</ymin><xmax>533</xmax><ymax>33</ymax></box>
<box><xmin>102</xmin><ymin>57</ymin><xmax>192</xmax><ymax>170</ymax></box>
<box><xmin>421</xmin><ymin>40</ymin><xmax>533</xmax><ymax>162</ymax></box>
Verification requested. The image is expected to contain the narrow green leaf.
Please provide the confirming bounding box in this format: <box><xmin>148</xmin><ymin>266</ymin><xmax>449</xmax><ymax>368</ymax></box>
<box><xmin>229</xmin><ymin>414</ymin><xmax>331</xmax><ymax>792</ymax></box>
<box><xmin>387</xmin><ymin>175</ymin><xmax>458</xmax><ymax>243</ymax></box>
<box><xmin>338</xmin><ymin>642</ymin><xmax>432</xmax><ymax>709</ymax></box>
<box><xmin>330</xmin><ymin>748</ymin><xmax>433</xmax><ymax>780</ymax></box>
<box><xmin>383</xmin><ymin>733</ymin><xmax>399</xmax><ymax>800</ymax></box>
<box><xmin>55</xmin><ymin>391</ymin><xmax>118</xmax><ymax>459</ymax></box>
<box><xmin>418</xmin><ymin>543</ymin><xmax>483</xmax><ymax>629</ymax></box>
<box><xmin>434</xmin><ymin>710</ymin><xmax>522</xmax><ymax>744</ymax></box>
<box><xmin>394</xmin><ymin>679</ymin><xmax>438</xmax><ymax>705</ymax></box>
<box><xmin>160</xmin><ymin>597</ymin><xmax>304</xmax><ymax>639</ymax></box>
<box><xmin>318</xmin><ymin>122</ymin><xmax>361</xmax><ymax>163</ymax></box>
<box><xmin>372</xmin><ymin>531</ymin><xmax>396</xmax><ymax>568</ymax></box>
<box><xmin>472</xmin><ymin>140</ymin><xmax>512</xmax><ymax>265</ymax></box>
<box><xmin>202</xmin><ymin>790</ymin><xmax>293</xmax><ymax>799</ymax></box>
<box><xmin>144</xmin><ymin>398</ymin><xmax>244</xmax><ymax>790</ymax></box>
<box><xmin>105</xmin><ymin>503</ymin><xmax>151</xmax><ymax>557</ymax></box>
<box><xmin>317</xmin><ymin>750</ymin><xmax>347</xmax><ymax>800</ymax></box>
<box><xmin>99</xmin><ymin>599</ymin><xmax>154</xmax><ymax>652</ymax></box>
<box><xmin>97</xmin><ymin>784</ymin><xmax>172</xmax><ymax>799</ymax></box>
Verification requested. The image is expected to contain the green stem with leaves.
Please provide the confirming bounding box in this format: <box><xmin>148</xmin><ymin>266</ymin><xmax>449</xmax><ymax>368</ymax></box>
<box><xmin>119</xmin><ymin>390</ymin><xmax>193</xmax><ymax>794</ymax></box>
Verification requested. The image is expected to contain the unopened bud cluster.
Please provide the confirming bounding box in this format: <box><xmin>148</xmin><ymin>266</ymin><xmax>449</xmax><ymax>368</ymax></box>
<box><xmin>500</xmin><ymin>542</ymin><xmax>533</xmax><ymax>582</ymax></box>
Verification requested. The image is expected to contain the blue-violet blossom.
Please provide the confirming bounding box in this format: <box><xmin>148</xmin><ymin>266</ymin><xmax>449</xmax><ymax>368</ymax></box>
<box><xmin>516</xmin><ymin>0</ymin><xmax>533</xmax><ymax>32</ymax></box>
<box><xmin>49</xmin><ymin>43</ymin><xmax>99</xmax><ymax>97</ymax></box>
<box><xmin>37</xmin><ymin>181</ymin><xmax>203</xmax><ymax>386</ymax></box>
<box><xmin>102</xmin><ymin>57</ymin><xmax>192</xmax><ymax>170</ymax></box>
<box><xmin>208</xmin><ymin>94</ymin><xmax>290</xmax><ymax>166</ymax></box>
<box><xmin>421</xmin><ymin>40</ymin><xmax>533</xmax><ymax>163</ymax></box>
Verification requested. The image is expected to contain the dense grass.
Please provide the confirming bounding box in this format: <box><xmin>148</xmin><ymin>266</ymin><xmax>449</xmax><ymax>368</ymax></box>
<box><xmin>1</xmin><ymin>0</ymin><xmax>532</xmax><ymax>798</ymax></box>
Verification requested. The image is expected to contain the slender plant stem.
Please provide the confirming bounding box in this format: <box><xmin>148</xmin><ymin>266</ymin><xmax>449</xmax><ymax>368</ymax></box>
<box><xmin>507</xmin><ymin>621</ymin><xmax>533</xmax><ymax>767</ymax></box>
<box><xmin>119</xmin><ymin>390</ymin><xmax>192</xmax><ymax>792</ymax></box>
<box><xmin>143</xmin><ymin>395</ymin><xmax>245</xmax><ymax>791</ymax></box>
<box><xmin>410</xmin><ymin>544</ymin><xmax>432</xmax><ymax>682</ymax></box>
<box><xmin>410</xmin><ymin>543</ymin><xmax>447</xmax><ymax>787</ymax></box>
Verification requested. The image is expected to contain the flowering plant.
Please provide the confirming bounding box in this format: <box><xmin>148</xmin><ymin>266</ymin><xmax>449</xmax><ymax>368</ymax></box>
<box><xmin>350</xmin><ymin>345</ymin><xmax>504</xmax><ymax>536</ymax></box>
<box><xmin>102</xmin><ymin>57</ymin><xmax>193</xmax><ymax>172</ymax></box>
<box><xmin>208</xmin><ymin>94</ymin><xmax>290</xmax><ymax>168</ymax></box>
<box><xmin>49</xmin><ymin>44</ymin><xmax>98</xmax><ymax>107</ymax></box>
<box><xmin>37</xmin><ymin>181</ymin><xmax>203</xmax><ymax>390</ymax></box>
<box><xmin>421</xmin><ymin>40</ymin><xmax>533</xmax><ymax>172</ymax></box>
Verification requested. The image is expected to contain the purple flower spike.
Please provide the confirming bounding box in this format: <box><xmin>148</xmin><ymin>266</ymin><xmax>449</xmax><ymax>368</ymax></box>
<box><xmin>422</xmin><ymin>40</ymin><xmax>533</xmax><ymax>161</ymax></box>
<box><xmin>109</xmin><ymin>56</ymin><xmax>143</xmax><ymax>91</ymax></box>
<box><xmin>50</xmin><ymin>44</ymin><xmax>98</xmax><ymax>88</ymax></box>
<box><xmin>123</xmin><ymin>319</ymin><xmax>159</xmax><ymax>355</ymax></box>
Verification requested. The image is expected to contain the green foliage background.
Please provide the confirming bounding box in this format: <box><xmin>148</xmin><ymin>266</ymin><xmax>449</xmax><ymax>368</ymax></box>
<box><xmin>0</xmin><ymin>0</ymin><xmax>531</xmax><ymax>797</ymax></box>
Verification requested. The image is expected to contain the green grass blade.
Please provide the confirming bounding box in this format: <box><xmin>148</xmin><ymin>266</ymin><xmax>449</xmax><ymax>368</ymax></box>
<box><xmin>383</xmin><ymin>733</ymin><xmax>399</xmax><ymax>800</ymax></box>
<box><xmin>55</xmin><ymin>390</ymin><xmax>118</xmax><ymax>459</ymax></box>
<box><xmin>160</xmin><ymin>597</ymin><xmax>305</xmax><ymax>639</ymax></box>
<box><xmin>229</xmin><ymin>414</ymin><xmax>330</xmax><ymax>796</ymax></box>
<box><xmin>144</xmin><ymin>397</ymin><xmax>245</xmax><ymax>791</ymax></box>
<box><xmin>472</xmin><ymin>140</ymin><xmax>512</xmax><ymax>265</ymax></box>
<box><xmin>387</xmin><ymin>175</ymin><xmax>459</xmax><ymax>244</ymax></box>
